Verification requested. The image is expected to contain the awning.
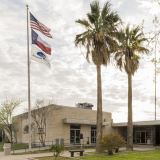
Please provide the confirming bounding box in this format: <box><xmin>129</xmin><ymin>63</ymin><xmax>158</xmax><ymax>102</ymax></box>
<box><xmin>112</xmin><ymin>120</ymin><xmax>160</xmax><ymax>127</ymax></box>
<box><xmin>62</xmin><ymin>118</ymin><xmax>109</xmax><ymax>126</ymax></box>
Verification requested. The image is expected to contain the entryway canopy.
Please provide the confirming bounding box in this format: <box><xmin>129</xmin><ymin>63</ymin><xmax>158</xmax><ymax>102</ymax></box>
<box><xmin>112</xmin><ymin>120</ymin><xmax>160</xmax><ymax>127</ymax></box>
<box><xmin>62</xmin><ymin>118</ymin><xmax>109</xmax><ymax>126</ymax></box>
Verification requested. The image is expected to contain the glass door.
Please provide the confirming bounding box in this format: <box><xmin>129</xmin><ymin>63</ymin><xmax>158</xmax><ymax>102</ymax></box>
<box><xmin>135</xmin><ymin>131</ymin><xmax>140</xmax><ymax>143</ymax></box>
<box><xmin>91</xmin><ymin>130</ymin><xmax>96</xmax><ymax>143</ymax></box>
<box><xmin>70</xmin><ymin>125</ymin><xmax>80</xmax><ymax>144</ymax></box>
<box><xmin>76</xmin><ymin>130</ymin><xmax>80</xmax><ymax>144</ymax></box>
<box><xmin>70</xmin><ymin>129</ymin><xmax>80</xmax><ymax>144</ymax></box>
<box><xmin>70</xmin><ymin>130</ymin><xmax>75</xmax><ymax>143</ymax></box>
<box><xmin>141</xmin><ymin>132</ymin><xmax>145</xmax><ymax>143</ymax></box>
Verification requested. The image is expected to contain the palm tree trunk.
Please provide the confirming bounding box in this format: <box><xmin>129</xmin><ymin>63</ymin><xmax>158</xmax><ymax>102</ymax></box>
<box><xmin>96</xmin><ymin>65</ymin><xmax>103</xmax><ymax>153</ymax></box>
<box><xmin>126</xmin><ymin>72</ymin><xmax>133</xmax><ymax>151</ymax></box>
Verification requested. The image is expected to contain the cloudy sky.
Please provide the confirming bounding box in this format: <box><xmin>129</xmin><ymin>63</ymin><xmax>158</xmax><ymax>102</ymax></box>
<box><xmin>0</xmin><ymin>0</ymin><xmax>160</xmax><ymax>123</ymax></box>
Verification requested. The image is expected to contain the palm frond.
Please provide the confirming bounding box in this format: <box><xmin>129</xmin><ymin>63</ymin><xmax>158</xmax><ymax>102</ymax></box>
<box><xmin>75</xmin><ymin>19</ymin><xmax>92</xmax><ymax>29</ymax></box>
<box><xmin>87</xmin><ymin>13</ymin><xmax>96</xmax><ymax>24</ymax></box>
<box><xmin>115</xmin><ymin>23</ymin><xmax>148</xmax><ymax>75</ymax></box>
<box><xmin>101</xmin><ymin>1</ymin><xmax>111</xmax><ymax>21</ymax></box>
<box><xmin>75</xmin><ymin>0</ymin><xmax>122</xmax><ymax>66</ymax></box>
<box><xmin>90</xmin><ymin>1</ymin><xmax>100</xmax><ymax>21</ymax></box>
<box><xmin>136</xmin><ymin>46</ymin><xmax>149</xmax><ymax>54</ymax></box>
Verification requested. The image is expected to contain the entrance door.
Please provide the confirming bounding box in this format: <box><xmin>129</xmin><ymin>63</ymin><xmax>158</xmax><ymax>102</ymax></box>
<box><xmin>70</xmin><ymin>130</ymin><xmax>80</xmax><ymax>144</ymax></box>
<box><xmin>135</xmin><ymin>131</ymin><xmax>140</xmax><ymax>143</ymax></box>
<box><xmin>70</xmin><ymin>125</ymin><xmax>80</xmax><ymax>144</ymax></box>
<box><xmin>76</xmin><ymin>130</ymin><xmax>80</xmax><ymax>144</ymax></box>
<box><xmin>141</xmin><ymin>132</ymin><xmax>145</xmax><ymax>143</ymax></box>
<box><xmin>70</xmin><ymin>130</ymin><xmax>74</xmax><ymax>143</ymax></box>
<box><xmin>91</xmin><ymin>130</ymin><xmax>96</xmax><ymax>143</ymax></box>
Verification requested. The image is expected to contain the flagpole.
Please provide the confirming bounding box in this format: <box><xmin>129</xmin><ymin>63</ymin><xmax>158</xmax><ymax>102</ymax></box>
<box><xmin>26</xmin><ymin>4</ymin><xmax>31</xmax><ymax>151</ymax></box>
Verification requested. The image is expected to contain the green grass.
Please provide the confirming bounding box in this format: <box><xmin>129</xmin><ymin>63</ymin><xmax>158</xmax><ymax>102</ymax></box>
<box><xmin>11</xmin><ymin>143</ymin><xmax>29</xmax><ymax>150</ymax></box>
<box><xmin>36</xmin><ymin>150</ymin><xmax>160</xmax><ymax>160</ymax></box>
<box><xmin>0</xmin><ymin>142</ymin><xmax>29</xmax><ymax>151</ymax></box>
<box><xmin>80</xmin><ymin>150</ymin><xmax>160</xmax><ymax>160</ymax></box>
<box><xmin>0</xmin><ymin>142</ymin><xmax>3</xmax><ymax>151</ymax></box>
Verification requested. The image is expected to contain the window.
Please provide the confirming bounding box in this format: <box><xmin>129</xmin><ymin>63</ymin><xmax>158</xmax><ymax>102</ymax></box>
<box><xmin>70</xmin><ymin>124</ymin><xmax>80</xmax><ymax>129</ymax></box>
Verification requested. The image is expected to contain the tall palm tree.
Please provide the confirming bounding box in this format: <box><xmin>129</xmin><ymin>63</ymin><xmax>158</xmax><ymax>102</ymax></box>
<box><xmin>115</xmin><ymin>24</ymin><xmax>149</xmax><ymax>151</ymax></box>
<box><xmin>75</xmin><ymin>1</ymin><xmax>122</xmax><ymax>153</ymax></box>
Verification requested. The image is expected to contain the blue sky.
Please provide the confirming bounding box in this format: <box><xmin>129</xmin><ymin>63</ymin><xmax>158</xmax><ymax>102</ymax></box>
<box><xmin>0</xmin><ymin>0</ymin><xmax>160</xmax><ymax>123</ymax></box>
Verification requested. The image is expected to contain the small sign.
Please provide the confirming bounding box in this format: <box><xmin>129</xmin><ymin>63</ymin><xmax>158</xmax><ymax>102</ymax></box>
<box><xmin>38</xmin><ymin>128</ymin><xmax>44</xmax><ymax>134</ymax></box>
<box><xmin>2</xmin><ymin>131</ymin><xmax>3</xmax><ymax>135</ymax></box>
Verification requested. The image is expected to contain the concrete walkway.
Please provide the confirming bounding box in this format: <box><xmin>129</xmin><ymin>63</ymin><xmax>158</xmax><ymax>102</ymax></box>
<box><xmin>0</xmin><ymin>146</ymin><xmax>157</xmax><ymax>160</ymax></box>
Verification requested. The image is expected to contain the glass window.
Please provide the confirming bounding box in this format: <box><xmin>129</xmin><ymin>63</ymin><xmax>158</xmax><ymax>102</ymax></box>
<box><xmin>70</xmin><ymin>125</ymin><xmax>80</xmax><ymax>129</ymax></box>
<box><xmin>91</xmin><ymin>125</ymin><xmax>96</xmax><ymax>129</ymax></box>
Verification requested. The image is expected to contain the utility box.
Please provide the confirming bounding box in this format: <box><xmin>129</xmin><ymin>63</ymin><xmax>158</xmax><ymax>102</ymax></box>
<box><xmin>80</xmin><ymin>133</ymin><xmax>83</xmax><ymax>139</ymax></box>
<box><xmin>60</xmin><ymin>138</ymin><xmax>64</xmax><ymax>145</ymax></box>
<box><xmin>3</xmin><ymin>143</ymin><xmax>11</xmax><ymax>155</ymax></box>
<box><xmin>55</xmin><ymin>139</ymin><xmax>59</xmax><ymax>145</ymax></box>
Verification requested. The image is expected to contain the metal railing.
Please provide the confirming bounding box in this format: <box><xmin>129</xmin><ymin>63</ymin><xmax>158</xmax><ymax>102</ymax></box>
<box><xmin>133</xmin><ymin>138</ymin><xmax>153</xmax><ymax>144</ymax></box>
<box><xmin>11</xmin><ymin>136</ymin><xmax>96</xmax><ymax>153</ymax></box>
<box><xmin>11</xmin><ymin>143</ymin><xmax>28</xmax><ymax>154</ymax></box>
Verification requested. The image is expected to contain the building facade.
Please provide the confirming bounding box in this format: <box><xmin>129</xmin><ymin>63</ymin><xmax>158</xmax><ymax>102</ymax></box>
<box><xmin>13</xmin><ymin>104</ymin><xmax>160</xmax><ymax>146</ymax></box>
<box><xmin>13</xmin><ymin>104</ymin><xmax>116</xmax><ymax>145</ymax></box>
<box><xmin>112</xmin><ymin>121</ymin><xmax>160</xmax><ymax>146</ymax></box>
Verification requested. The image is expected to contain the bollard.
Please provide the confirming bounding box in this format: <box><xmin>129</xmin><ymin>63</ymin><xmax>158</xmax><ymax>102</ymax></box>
<box><xmin>3</xmin><ymin>143</ymin><xmax>11</xmax><ymax>155</ymax></box>
<box><xmin>74</xmin><ymin>137</ymin><xmax>76</xmax><ymax>146</ymax></box>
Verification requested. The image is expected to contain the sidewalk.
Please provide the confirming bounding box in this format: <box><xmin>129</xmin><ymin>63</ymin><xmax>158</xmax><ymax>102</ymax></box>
<box><xmin>0</xmin><ymin>149</ymin><xmax>80</xmax><ymax>160</ymax></box>
<box><xmin>0</xmin><ymin>146</ymin><xmax>157</xmax><ymax>160</ymax></box>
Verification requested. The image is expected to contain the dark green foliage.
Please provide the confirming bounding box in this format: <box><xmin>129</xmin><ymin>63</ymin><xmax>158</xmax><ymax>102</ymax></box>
<box><xmin>115</xmin><ymin>24</ymin><xmax>149</xmax><ymax>75</ymax></box>
<box><xmin>75</xmin><ymin>0</ymin><xmax>122</xmax><ymax>66</ymax></box>
<box><xmin>99</xmin><ymin>133</ymin><xmax>126</xmax><ymax>155</ymax></box>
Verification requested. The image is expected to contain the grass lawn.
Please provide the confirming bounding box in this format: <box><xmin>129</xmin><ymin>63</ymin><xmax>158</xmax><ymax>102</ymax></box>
<box><xmin>0</xmin><ymin>142</ymin><xmax>3</xmax><ymax>151</ymax></box>
<box><xmin>80</xmin><ymin>150</ymin><xmax>160</xmax><ymax>160</ymax></box>
<box><xmin>0</xmin><ymin>142</ymin><xmax>29</xmax><ymax>151</ymax></box>
<box><xmin>36</xmin><ymin>149</ymin><xmax>160</xmax><ymax>160</ymax></box>
<box><xmin>11</xmin><ymin>143</ymin><xmax>29</xmax><ymax>150</ymax></box>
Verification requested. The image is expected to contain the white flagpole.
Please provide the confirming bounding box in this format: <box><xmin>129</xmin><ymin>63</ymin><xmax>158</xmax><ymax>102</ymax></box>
<box><xmin>26</xmin><ymin>4</ymin><xmax>31</xmax><ymax>151</ymax></box>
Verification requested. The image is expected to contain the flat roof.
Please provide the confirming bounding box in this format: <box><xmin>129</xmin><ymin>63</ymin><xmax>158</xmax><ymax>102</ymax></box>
<box><xmin>112</xmin><ymin>120</ymin><xmax>160</xmax><ymax>127</ymax></box>
<box><xmin>13</xmin><ymin>104</ymin><xmax>112</xmax><ymax>118</ymax></box>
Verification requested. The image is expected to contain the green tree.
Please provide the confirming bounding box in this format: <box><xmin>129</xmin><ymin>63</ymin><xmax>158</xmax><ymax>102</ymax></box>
<box><xmin>75</xmin><ymin>0</ymin><xmax>122</xmax><ymax>153</ymax></box>
<box><xmin>115</xmin><ymin>24</ymin><xmax>149</xmax><ymax>150</ymax></box>
<box><xmin>50</xmin><ymin>144</ymin><xmax>65</xmax><ymax>159</ymax></box>
<box><xmin>21</xmin><ymin>98</ymin><xmax>59</xmax><ymax>147</ymax></box>
<box><xmin>0</xmin><ymin>97</ymin><xmax>25</xmax><ymax>143</ymax></box>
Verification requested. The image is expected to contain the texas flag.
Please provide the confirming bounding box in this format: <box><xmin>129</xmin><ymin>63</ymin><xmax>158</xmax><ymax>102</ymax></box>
<box><xmin>32</xmin><ymin>29</ymin><xmax>51</xmax><ymax>55</ymax></box>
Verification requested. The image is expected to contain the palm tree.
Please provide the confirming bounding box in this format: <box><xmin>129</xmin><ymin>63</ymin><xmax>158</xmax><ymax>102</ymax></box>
<box><xmin>75</xmin><ymin>1</ymin><xmax>122</xmax><ymax>153</ymax></box>
<box><xmin>115</xmin><ymin>24</ymin><xmax>149</xmax><ymax>151</ymax></box>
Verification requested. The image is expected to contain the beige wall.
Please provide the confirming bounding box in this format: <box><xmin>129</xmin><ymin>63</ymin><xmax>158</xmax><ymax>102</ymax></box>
<box><xmin>13</xmin><ymin>105</ymin><xmax>116</xmax><ymax>144</ymax></box>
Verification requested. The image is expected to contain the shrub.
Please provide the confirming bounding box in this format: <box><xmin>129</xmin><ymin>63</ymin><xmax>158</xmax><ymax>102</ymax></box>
<box><xmin>50</xmin><ymin>144</ymin><xmax>65</xmax><ymax>159</ymax></box>
<box><xmin>99</xmin><ymin>133</ymin><xmax>126</xmax><ymax>155</ymax></box>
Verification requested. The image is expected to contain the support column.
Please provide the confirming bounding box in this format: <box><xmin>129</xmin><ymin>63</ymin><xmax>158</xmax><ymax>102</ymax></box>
<box><xmin>153</xmin><ymin>125</ymin><xmax>156</xmax><ymax>146</ymax></box>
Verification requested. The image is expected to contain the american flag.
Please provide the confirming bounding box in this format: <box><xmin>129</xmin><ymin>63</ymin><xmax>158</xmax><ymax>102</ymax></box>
<box><xmin>30</xmin><ymin>12</ymin><xmax>52</xmax><ymax>38</ymax></box>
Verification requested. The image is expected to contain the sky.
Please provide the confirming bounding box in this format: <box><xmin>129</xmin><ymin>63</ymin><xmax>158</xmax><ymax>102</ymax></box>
<box><xmin>0</xmin><ymin>0</ymin><xmax>160</xmax><ymax>123</ymax></box>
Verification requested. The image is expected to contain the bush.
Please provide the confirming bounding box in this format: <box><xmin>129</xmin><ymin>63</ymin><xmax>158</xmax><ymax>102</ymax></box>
<box><xmin>99</xmin><ymin>133</ymin><xmax>126</xmax><ymax>155</ymax></box>
<box><xmin>50</xmin><ymin>144</ymin><xmax>65</xmax><ymax>159</ymax></box>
